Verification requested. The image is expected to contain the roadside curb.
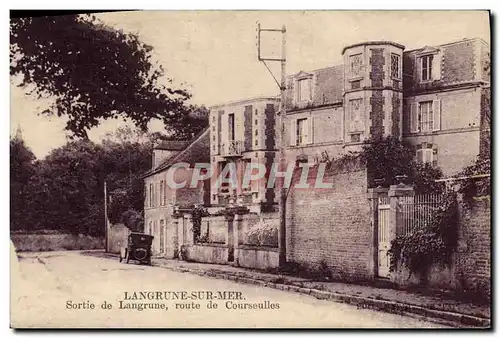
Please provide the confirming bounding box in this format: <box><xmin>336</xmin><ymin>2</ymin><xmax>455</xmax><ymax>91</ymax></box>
<box><xmin>151</xmin><ymin>261</ymin><xmax>490</xmax><ymax>328</ymax></box>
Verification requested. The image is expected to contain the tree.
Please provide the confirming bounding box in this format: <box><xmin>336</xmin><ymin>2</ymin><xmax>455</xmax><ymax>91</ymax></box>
<box><xmin>10</xmin><ymin>14</ymin><xmax>194</xmax><ymax>139</ymax></box>
<box><xmin>361</xmin><ymin>136</ymin><xmax>444</xmax><ymax>193</ymax></box>
<box><xmin>10</xmin><ymin>133</ymin><xmax>36</xmax><ymax>231</ymax></box>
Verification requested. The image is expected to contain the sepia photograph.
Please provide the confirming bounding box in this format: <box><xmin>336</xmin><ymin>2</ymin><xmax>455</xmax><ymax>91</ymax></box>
<box><xmin>9</xmin><ymin>9</ymin><xmax>491</xmax><ymax>329</ymax></box>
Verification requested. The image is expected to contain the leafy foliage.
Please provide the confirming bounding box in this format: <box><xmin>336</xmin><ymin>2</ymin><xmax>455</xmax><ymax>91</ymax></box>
<box><xmin>121</xmin><ymin>209</ymin><xmax>144</xmax><ymax>233</ymax></box>
<box><xmin>245</xmin><ymin>219</ymin><xmax>278</xmax><ymax>247</ymax></box>
<box><xmin>10</xmin><ymin>127</ymin><xmax>160</xmax><ymax>235</ymax></box>
<box><xmin>361</xmin><ymin>136</ymin><xmax>415</xmax><ymax>187</ymax></box>
<box><xmin>191</xmin><ymin>205</ymin><xmax>210</xmax><ymax>242</ymax></box>
<box><xmin>10</xmin><ymin>135</ymin><xmax>36</xmax><ymax>231</ymax></box>
<box><xmin>388</xmin><ymin>192</ymin><xmax>459</xmax><ymax>280</ymax></box>
<box><xmin>10</xmin><ymin>14</ymin><xmax>204</xmax><ymax>139</ymax></box>
<box><xmin>455</xmin><ymin>155</ymin><xmax>490</xmax><ymax>206</ymax></box>
<box><xmin>360</xmin><ymin>136</ymin><xmax>444</xmax><ymax>193</ymax></box>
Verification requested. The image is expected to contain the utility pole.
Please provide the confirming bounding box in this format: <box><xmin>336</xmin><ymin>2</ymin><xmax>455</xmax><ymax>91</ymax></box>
<box><xmin>257</xmin><ymin>23</ymin><xmax>287</xmax><ymax>266</ymax></box>
<box><xmin>104</xmin><ymin>180</ymin><xmax>108</xmax><ymax>253</ymax></box>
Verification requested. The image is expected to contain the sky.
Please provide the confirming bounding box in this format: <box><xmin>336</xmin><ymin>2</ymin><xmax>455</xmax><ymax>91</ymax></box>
<box><xmin>10</xmin><ymin>10</ymin><xmax>490</xmax><ymax>159</ymax></box>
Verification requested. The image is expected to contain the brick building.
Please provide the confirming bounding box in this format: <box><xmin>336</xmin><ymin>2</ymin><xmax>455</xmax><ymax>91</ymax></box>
<box><xmin>208</xmin><ymin>97</ymin><xmax>280</xmax><ymax>211</ymax></box>
<box><xmin>141</xmin><ymin>37</ymin><xmax>490</xmax><ymax>288</ymax></box>
<box><xmin>283</xmin><ymin>37</ymin><xmax>489</xmax><ymax>176</ymax></box>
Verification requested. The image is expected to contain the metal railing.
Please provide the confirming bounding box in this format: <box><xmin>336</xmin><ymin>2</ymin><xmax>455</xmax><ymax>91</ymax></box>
<box><xmin>221</xmin><ymin>140</ymin><xmax>243</xmax><ymax>156</ymax></box>
<box><xmin>398</xmin><ymin>193</ymin><xmax>445</xmax><ymax>235</ymax></box>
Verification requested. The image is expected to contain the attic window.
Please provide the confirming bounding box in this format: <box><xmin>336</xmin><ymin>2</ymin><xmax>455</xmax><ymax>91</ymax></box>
<box><xmin>297</xmin><ymin>78</ymin><xmax>311</xmax><ymax>102</ymax></box>
<box><xmin>421</xmin><ymin>55</ymin><xmax>433</xmax><ymax>81</ymax></box>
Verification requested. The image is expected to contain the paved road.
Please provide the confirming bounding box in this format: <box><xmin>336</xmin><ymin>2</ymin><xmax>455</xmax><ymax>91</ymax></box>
<box><xmin>11</xmin><ymin>251</ymin><xmax>449</xmax><ymax>328</ymax></box>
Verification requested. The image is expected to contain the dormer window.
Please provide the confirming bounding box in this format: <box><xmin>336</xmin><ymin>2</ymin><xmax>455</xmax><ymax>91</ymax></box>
<box><xmin>421</xmin><ymin>55</ymin><xmax>433</xmax><ymax>81</ymax></box>
<box><xmin>297</xmin><ymin>78</ymin><xmax>311</xmax><ymax>102</ymax></box>
<box><xmin>417</xmin><ymin>46</ymin><xmax>441</xmax><ymax>83</ymax></box>
<box><xmin>293</xmin><ymin>71</ymin><xmax>313</xmax><ymax>104</ymax></box>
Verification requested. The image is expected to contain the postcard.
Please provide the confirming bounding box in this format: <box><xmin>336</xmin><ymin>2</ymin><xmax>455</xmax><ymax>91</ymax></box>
<box><xmin>10</xmin><ymin>10</ymin><xmax>491</xmax><ymax>329</ymax></box>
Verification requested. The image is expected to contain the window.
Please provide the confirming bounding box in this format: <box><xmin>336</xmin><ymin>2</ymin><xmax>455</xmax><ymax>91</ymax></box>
<box><xmin>391</xmin><ymin>54</ymin><xmax>401</xmax><ymax>79</ymax></box>
<box><xmin>255</xmin><ymin>129</ymin><xmax>258</xmax><ymax>136</ymax></box>
<box><xmin>350</xmin><ymin>54</ymin><xmax>363</xmax><ymax>77</ymax></box>
<box><xmin>350</xmin><ymin>99</ymin><xmax>362</xmax><ymax>122</ymax></box>
<box><xmin>228</xmin><ymin>113</ymin><xmax>235</xmax><ymax>141</ymax></box>
<box><xmin>410</xmin><ymin>100</ymin><xmax>440</xmax><ymax>133</ymax></box>
<box><xmin>152</xmin><ymin>152</ymin><xmax>155</xmax><ymax>167</ymax></box>
<box><xmin>418</xmin><ymin>101</ymin><xmax>433</xmax><ymax>132</ymax></box>
<box><xmin>219</xmin><ymin>162</ymin><xmax>230</xmax><ymax>194</ymax></box>
<box><xmin>159</xmin><ymin>220</ymin><xmax>165</xmax><ymax>253</ymax></box>
<box><xmin>242</xmin><ymin>160</ymin><xmax>252</xmax><ymax>193</ymax></box>
<box><xmin>297</xmin><ymin>78</ymin><xmax>311</xmax><ymax>102</ymax></box>
<box><xmin>159</xmin><ymin>181</ymin><xmax>164</xmax><ymax>206</ymax></box>
<box><xmin>421</xmin><ymin>55</ymin><xmax>433</xmax><ymax>81</ymax></box>
<box><xmin>351</xmin><ymin>80</ymin><xmax>361</xmax><ymax>89</ymax></box>
<box><xmin>416</xmin><ymin>148</ymin><xmax>433</xmax><ymax>164</ymax></box>
<box><xmin>296</xmin><ymin>118</ymin><xmax>308</xmax><ymax>145</ymax></box>
<box><xmin>350</xmin><ymin>133</ymin><xmax>361</xmax><ymax>143</ymax></box>
<box><xmin>149</xmin><ymin>183</ymin><xmax>153</xmax><ymax>207</ymax></box>
<box><xmin>255</xmin><ymin>119</ymin><xmax>258</xmax><ymax>125</ymax></box>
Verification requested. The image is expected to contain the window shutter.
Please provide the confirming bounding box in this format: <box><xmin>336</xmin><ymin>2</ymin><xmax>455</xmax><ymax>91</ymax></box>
<box><xmin>416</xmin><ymin>149</ymin><xmax>423</xmax><ymax>163</ymax></box>
<box><xmin>220</xmin><ymin>113</ymin><xmax>227</xmax><ymax>145</ymax></box>
<box><xmin>432</xmin><ymin>99</ymin><xmax>441</xmax><ymax>131</ymax></box>
<box><xmin>410</xmin><ymin>103</ymin><xmax>418</xmax><ymax>133</ymax></box>
<box><xmin>307</xmin><ymin>116</ymin><xmax>314</xmax><ymax>144</ymax></box>
<box><xmin>417</xmin><ymin>57</ymin><xmax>422</xmax><ymax>82</ymax></box>
<box><xmin>433</xmin><ymin>53</ymin><xmax>442</xmax><ymax>81</ymax></box>
<box><xmin>235</xmin><ymin>112</ymin><xmax>243</xmax><ymax>142</ymax></box>
<box><xmin>290</xmin><ymin>119</ymin><xmax>297</xmax><ymax>146</ymax></box>
<box><xmin>425</xmin><ymin>149</ymin><xmax>433</xmax><ymax>163</ymax></box>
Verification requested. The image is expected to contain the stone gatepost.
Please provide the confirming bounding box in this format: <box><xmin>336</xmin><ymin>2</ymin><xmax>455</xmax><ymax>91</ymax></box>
<box><xmin>172</xmin><ymin>209</ymin><xmax>182</xmax><ymax>259</ymax></box>
<box><xmin>388</xmin><ymin>183</ymin><xmax>414</xmax><ymax>283</ymax></box>
<box><xmin>367</xmin><ymin>187</ymin><xmax>389</xmax><ymax>279</ymax></box>
<box><xmin>232</xmin><ymin>213</ymin><xmax>243</xmax><ymax>267</ymax></box>
<box><xmin>388</xmin><ymin>183</ymin><xmax>415</xmax><ymax>237</ymax></box>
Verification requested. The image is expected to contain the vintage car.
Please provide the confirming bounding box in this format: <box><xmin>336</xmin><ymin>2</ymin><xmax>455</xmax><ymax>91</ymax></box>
<box><xmin>119</xmin><ymin>232</ymin><xmax>154</xmax><ymax>265</ymax></box>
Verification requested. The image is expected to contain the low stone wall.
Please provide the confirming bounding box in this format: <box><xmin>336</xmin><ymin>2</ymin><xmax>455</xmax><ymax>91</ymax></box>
<box><xmin>236</xmin><ymin>245</ymin><xmax>279</xmax><ymax>270</ymax></box>
<box><xmin>183</xmin><ymin>243</ymin><xmax>228</xmax><ymax>264</ymax></box>
<box><xmin>107</xmin><ymin>223</ymin><xmax>130</xmax><ymax>254</ymax></box>
<box><xmin>11</xmin><ymin>232</ymin><xmax>104</xmax><ymax>252</ymax></box>
<box><xmin>200</xmin><ymin>215</ymin><xmax>226</xmax><ymax>243</ymax></box>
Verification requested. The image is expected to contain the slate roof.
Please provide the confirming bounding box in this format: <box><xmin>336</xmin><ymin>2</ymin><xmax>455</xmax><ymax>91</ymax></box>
<box><xmin>153</xmin><ymin>140</ymin><xmax>191</xmax><ymax>151</ymax></box>
<box><xmin>286</xmin><ymin>65</ymin><xmax>344</xmax><ymax>109</ymax></box>
<box><xmin>142</xmin><ymin>127</ymin><xmax>210</xmax><ymax>178</ymax></box>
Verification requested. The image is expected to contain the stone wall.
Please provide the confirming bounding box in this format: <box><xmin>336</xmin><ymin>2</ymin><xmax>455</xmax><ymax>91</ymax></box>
<box><xmin>107</xmin><ymin>223</ymin><xmax>130</xmax><ymax>254</ymax></box>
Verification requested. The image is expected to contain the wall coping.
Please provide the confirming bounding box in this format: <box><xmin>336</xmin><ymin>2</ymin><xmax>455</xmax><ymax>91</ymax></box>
<box><xmin>193</xmin><ymin>242</ymin><xmax>227</xmax><ymax>248</ymax></box>
<box><xmin>238</xmin><ymin>244</ymin><xmax>279</xmax><ymax>252</ymax></box>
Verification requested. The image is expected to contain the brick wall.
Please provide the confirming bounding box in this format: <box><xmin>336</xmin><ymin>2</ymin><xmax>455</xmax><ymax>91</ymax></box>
<box><xmin>479</xmin><ymin>87</ymin><xmax>491</xmax><ymax>157</ymax></box>
<box><xmin>455</xmin><ymin>197</ymin><xmax>491</xmax><ymax>297</ymax></box>
<box><xmin>286</xmin><ymin>161</ymin><xmax>373</xmax><ymax>281</ymax></box>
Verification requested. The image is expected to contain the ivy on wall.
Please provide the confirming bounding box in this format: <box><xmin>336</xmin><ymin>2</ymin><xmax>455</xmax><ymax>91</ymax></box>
<box><xmin>388</xmin><ymin>191</ymin><xmax>459</xmax><ymax>281</ymax></box>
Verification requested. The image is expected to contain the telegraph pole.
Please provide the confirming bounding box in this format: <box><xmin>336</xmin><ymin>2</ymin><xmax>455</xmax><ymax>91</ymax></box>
<box><xmin>257</xmin><ymin>23</ymin><xmax>287</xmax><ymax>266</ymax></box>
<box><xmin>104</xmin><ymin>180</ymin><xmax>108</xmax><ymax>253</ymax></box>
